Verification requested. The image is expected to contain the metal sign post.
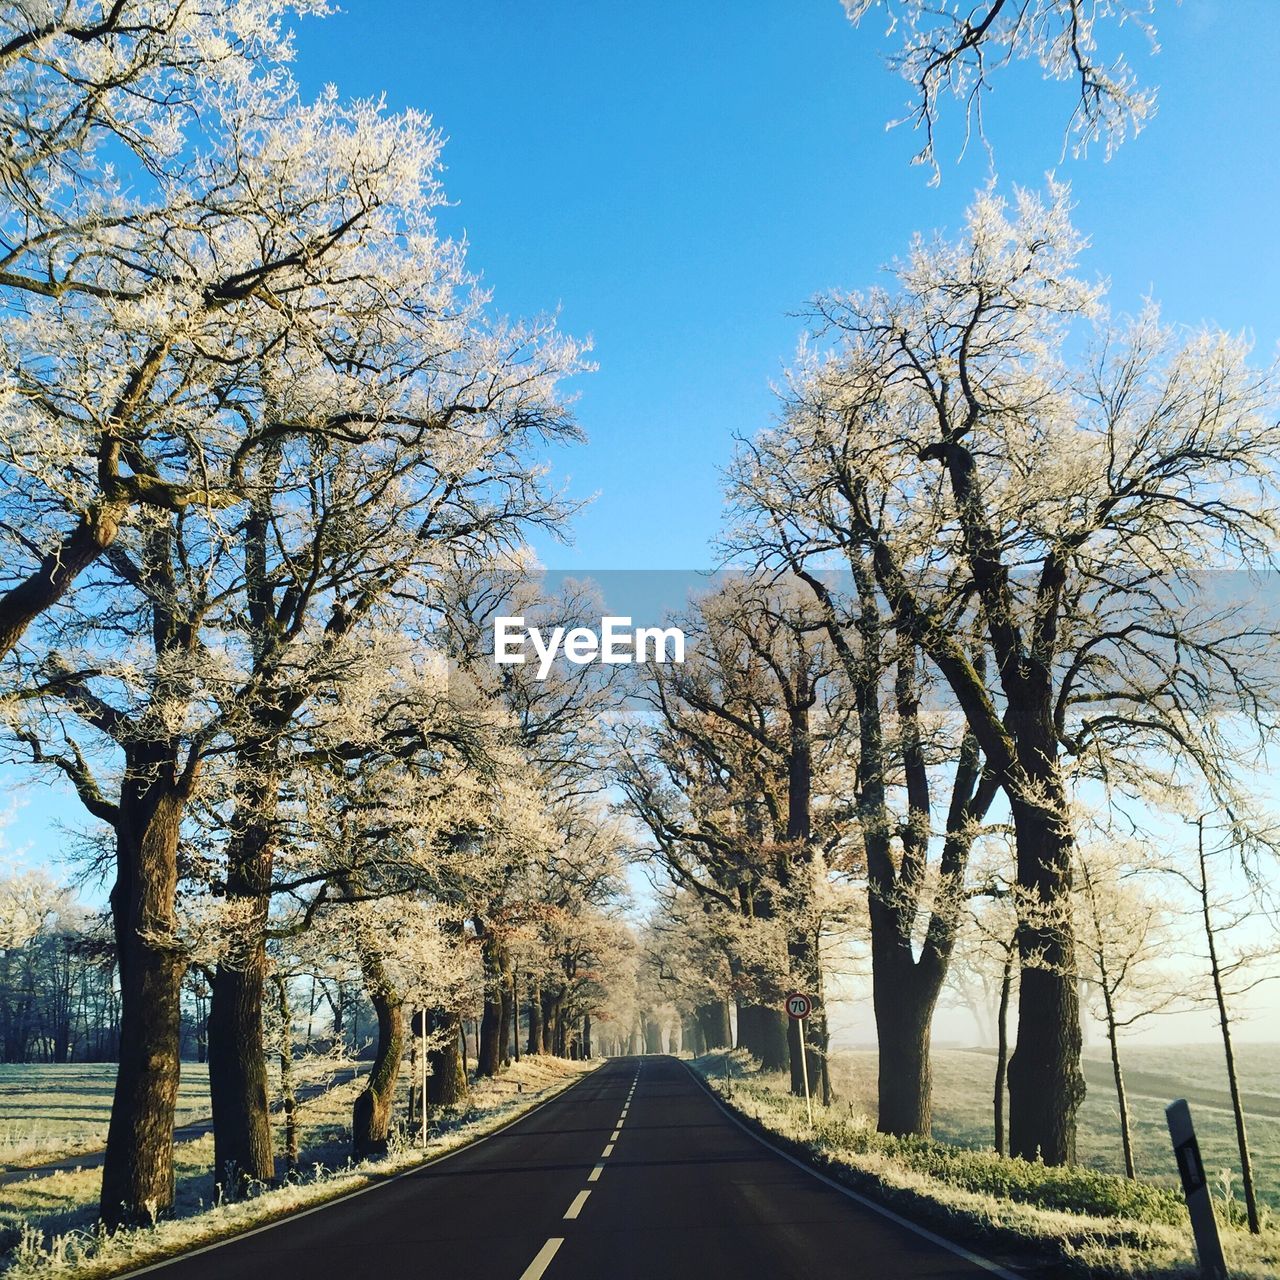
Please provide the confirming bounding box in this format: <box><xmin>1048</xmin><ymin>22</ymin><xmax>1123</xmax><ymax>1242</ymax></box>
<box><xmin>785</xmin><ymin>993</ymin><xmax>814</xmax><ymax>1128</ymax></box>
<box><xmin>1166</xmin><ymin>1099</ymin><xmax>1228</xmax><ymax>1280</ymax></box>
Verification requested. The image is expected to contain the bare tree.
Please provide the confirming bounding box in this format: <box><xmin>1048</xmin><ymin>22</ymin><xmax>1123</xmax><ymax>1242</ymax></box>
<box><xmin>728</xmin><ymin>182</ymin><xmax>1280</xmax><ymax>1162</ymax></box>
<box><xmin>841</xmin><ymin>0</ymin><xmax>1161</xmax><ymax>177</ymax></box>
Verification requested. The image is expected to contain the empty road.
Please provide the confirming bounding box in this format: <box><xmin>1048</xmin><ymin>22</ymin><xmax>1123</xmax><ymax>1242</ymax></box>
<box><xmin>128</xmin><ymin>1056</ymin><xmax>1021</xmax><ymax>1280</ymax></box>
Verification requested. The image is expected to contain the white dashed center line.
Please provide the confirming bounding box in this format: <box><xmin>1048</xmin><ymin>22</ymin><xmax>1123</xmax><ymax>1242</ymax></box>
<box><xmin>601</xmin><ymin>1142</ymin><xmax>615</xmax><ymax>1158</ymax></box>
<box><xmin>588</xmin><ymin>1162</ymin><xmax>604</xmax><ymax>1182</ymax></box>
<box><xmin>564</xmin><ymin>1190</ymin><xmax>591</xmax><ymax>1220</ymax></box>
<box><xmin>518</xmin><ymin>1237</ymin><xmax>564</xmax><ymax>1280</ymax></box>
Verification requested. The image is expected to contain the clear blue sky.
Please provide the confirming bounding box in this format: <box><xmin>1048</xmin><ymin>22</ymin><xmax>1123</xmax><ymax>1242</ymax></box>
<box><xmin>285</xmin><ymin>0</ymin><xmax>1280</xmax><ymax>569</ymax></box>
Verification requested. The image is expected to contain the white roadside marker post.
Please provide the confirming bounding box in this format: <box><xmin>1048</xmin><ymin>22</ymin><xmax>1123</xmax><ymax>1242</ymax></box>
<box><xmin>411</xmin><ymin>1010</ymin><xmax>428</xmax><ymax>1149</ymax></box>
<box><xmin>785</xmin><ymin>992</ymin><xmax>814</xmax><ymax>1128</ymax></box>
<box><xmin>1166</xmin><ymin>1099</ymin><xmax>1227</xmax><ymax>1280</ymax></box>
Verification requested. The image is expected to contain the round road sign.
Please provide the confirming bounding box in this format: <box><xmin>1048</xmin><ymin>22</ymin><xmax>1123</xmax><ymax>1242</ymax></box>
<box><xmin>785</xmin><ymin>992</ymin><xmax>813</xmax><ymax>1020</ymax></box>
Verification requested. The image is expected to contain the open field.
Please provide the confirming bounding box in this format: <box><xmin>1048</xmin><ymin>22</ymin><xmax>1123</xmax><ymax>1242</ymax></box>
<box><xmin>0</xmin><ymin>1067</ymin><xmax>213</xmax><ymax>1170</ymax></box>
<box><xmin>828</xmin><ymin>1044</ymin><xmax>1280</xmax><ymax>1215</ymax></box>
<box><xmin>699</xmin><ymin>1052</ymin><xmax>1280</xmax><ymax>1280</ymax></box>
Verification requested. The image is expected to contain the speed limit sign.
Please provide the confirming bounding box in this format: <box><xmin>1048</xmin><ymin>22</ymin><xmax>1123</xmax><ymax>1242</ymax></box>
<box><xmin>785</xmin><ymin>992</ymin><xmax>813</xmax><ymax>1020</ymax></box>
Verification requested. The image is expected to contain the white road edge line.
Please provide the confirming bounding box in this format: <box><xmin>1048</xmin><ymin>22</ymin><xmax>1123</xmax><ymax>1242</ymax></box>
<box><xmin>564</xmin><ymin>1190</ymin><xmax>591</xmax><ymax>1220</ymax></box>
<box><xmin>682</xmin><ymin>1062</ymin><xmax>1025</xmax><ymax>1280</ymax></box>
<box><xmin>519</xmin><ymin>1236</ymin><xmax>565</xmax><ymax>1280</ymax></box>
<box><xmin>588</xmin><ymin>1163</ymin><xmax>604</xmax><ymax>1183</ymax></box>
<box><xmin>114</xmin><ymin>1067</ymin><xmax>608</xmax><ymax>1279</ymax></box>
<box><xmin>601</xmin><ymin>1142</ymin><xmax>615</xmax><ymax>1158</ymax></box>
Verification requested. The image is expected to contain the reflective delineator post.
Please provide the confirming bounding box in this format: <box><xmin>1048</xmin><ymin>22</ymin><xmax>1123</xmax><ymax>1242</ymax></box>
<box><xmin>1166</xmin><ymin>1098</ymin><xmax>1228</xmax><ymax>1280</ymax></box>
<box><xmin>411</xmin><ymin>1009</ymin><xmax>428</xmax><ymax>1148</ymax></box>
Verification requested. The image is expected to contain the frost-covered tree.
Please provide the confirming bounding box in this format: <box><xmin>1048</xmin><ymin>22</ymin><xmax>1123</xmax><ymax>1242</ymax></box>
<box><xmin>1</xmin><ymin>77</ymin><xmax>583</xmax><ymax>1222</ymax></box>
<box><xmin>729</xmin><ymin>181</ymin><xmax>1280</xmax><ymax>1163</ymax></box>
<box><xmin>842</xmin><ymin>0</ymin><xmax>1161</xmax><ymax>177</ymax></box>
<box><xmin>0</xmin><ymin>1</ymin><xmax>344</xmax><ymax>656</ymax></box>
<box><xmin>1075</xmin><ymin>836</ymin><xmax>1178</xmax><ymax>1178</ymax></box>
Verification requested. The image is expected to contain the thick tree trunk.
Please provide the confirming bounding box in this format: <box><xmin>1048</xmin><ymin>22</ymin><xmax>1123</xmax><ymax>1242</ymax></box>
<box><xmin>874</xmin><ymin>981</ymin><xmax>934</xmax><ymax>1136</ymax></box>
<box><xmin>351</xmin><ymin>966</ymin><xmax>405</xmax><ymax>1159</ymax></box>
<box><xmin>499</xmin><ymin>965</ymin><xmax>514</xmax><ymax>1068</ymax></box>
<box><xmin>540</xmin><ymin>988</ymin><xmax>558</xmax><ymax>1055</ymax></box>
<box><xmin>643</xmin><ymin>1016</ymin><xmax>663</xmax><ymax>1055</ymax></box>
<box><xmin>207</xmin><ymin>761</ymin><xmax>278</xmax><ymax>1193</ymax></box>
<box><xmin>426</xmin><ymin>1008</ymin><xmax>468</xmax><ymax>1107</ymax></box>
<box><xmin>208</xmin><ymin>960</ymin><xmax>274</xmax><ymax>1192</ymax></box>
<box><xmin>475</xmin><ymin>931</ymin><xmax>503</xmax><ymax>1078</ymax></box>
<box><xmin>737</xmin><ymin>1003</ymin><xmax>790</xmax><ymax>1071</ymax></box>
<box><xmin>527</xmin><ymin>980</ymin><xmax>542</xmax><ymax>1055</ymax></box>
<box><xmin>698</xmin><ymin>1000</ymin><xmax>731</xmax><ymax>1050</ymax></box>
<box><xmin>582</xmin><ymin>1012</ymin><xmax>592</xmax><ymax>1060</ymax></box>
<box><xmin>1007</xmin><ymin>798</ymin><xmax>1085</xmax><ymax>1165</ymax></box>
<box><xmin>100</xmin><ymin>773</ymin><xmax>186</xmax><ymax>1229</ymax></box>
<box><xmin>477</xmin><ymin>995</ymin><xmax>501</xmax><ymax>1077</ymax></box>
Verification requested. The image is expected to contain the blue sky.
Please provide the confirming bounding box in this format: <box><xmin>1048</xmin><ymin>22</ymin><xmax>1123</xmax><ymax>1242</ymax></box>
<box><xmin>6</xmin><ymin>2</ymin><xmax>1280</xmax><ymax>1041</ymax></box>
<box><xmin>288</xmin><ymin>0</ymin><xmax>1280</xmax><ymax>569</ymax></box>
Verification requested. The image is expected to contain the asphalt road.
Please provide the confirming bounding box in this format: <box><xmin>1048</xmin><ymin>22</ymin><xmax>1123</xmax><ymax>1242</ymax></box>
<box><xmin>129</xmin><ymin>1056</ymin><xmax>1021</xmax><ymax>1280</ymax></box>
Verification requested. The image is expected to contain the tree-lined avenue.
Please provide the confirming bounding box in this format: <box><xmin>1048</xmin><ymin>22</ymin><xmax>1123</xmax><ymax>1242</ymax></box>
<box><xmin>129</xmin><ymin>1057</ymin><xmax>1018</xmax><ymax>1280</ymax></box>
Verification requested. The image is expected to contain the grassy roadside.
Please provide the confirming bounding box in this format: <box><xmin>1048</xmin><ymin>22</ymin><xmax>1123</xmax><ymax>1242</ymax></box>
<box><xmin>2</xmin><ymin>1055</ymin><xmax>599</xmax><ymax>1280</ymax></box>
<box><xmin>690</xmin><ymin>1052</ymin><xmax>1280</xmax><ymax>1280</ymax></box>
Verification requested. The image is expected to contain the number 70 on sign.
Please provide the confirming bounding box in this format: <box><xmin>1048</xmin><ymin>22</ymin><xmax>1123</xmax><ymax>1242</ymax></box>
<box><xmin>785</xmin><ymin>992</ymin><xmax>813</xmax><ymax>1019</ymax></box>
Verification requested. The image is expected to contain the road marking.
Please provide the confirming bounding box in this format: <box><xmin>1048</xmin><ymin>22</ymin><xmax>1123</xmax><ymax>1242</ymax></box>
<box><xmin>610</xmin><ymin>1128</ymin><xmax>621</xmax><ymax>1141</ymax></box>
<box><xmin>518</xmin><ymin>1237</ymin><xmax>564</xmax><ymax>1280</ymax></box>
<box><xmin>588</xmin><ymin>1163</ymin><xmax>604</xmax><ymax>1182</ymax></box>
<box><xmin>601</xmin><ymin>1141</ymin><xmax>615</xmax><ymax>1157</ymax></box>
<box><xmin>564</xmin><ymin>1190</ymin><xmax>591</xmax><ymax>1220</ymax></box>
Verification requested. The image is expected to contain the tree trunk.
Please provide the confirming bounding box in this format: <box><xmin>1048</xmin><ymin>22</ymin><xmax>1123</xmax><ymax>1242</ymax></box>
<box><xmin>207</xmin><ymin>721</ymin><xmax>283</xmax><ymax>1194</ymax></box>
<box><xmin>527</xmin><ymin>980</ymin><xmax>542</xmax><ymax>1055</ymax></box>
<box><xmin>274</xmin><ymin>977</ymin><xmax>299</xmax><ymax>1175</ymax></box>
<box><xmin>207</xmin><ymin>845</ymin><xmax>276</xmax><ymax>1189</ymax></box>
<box><xmin>475</xmin><ymin>931</ymin><xmax>503</xmax><ymax>1078</ymax></box>
<box><xmin>477</xmin><ymin>994</ymin><xmax>502</xmax><ymax>1077</ymax></box>
<box><xmin>1199</xmin><ymin>821</ymin><xmax>1261</xmax><ymax>1233</ymax></box>
<box><xmin>643</xmin><ymin>1016</ymin><xmax>663</xmax><ymax>1055</ymax></box>
<box><xmin>582</xmin><ymin>1012</ymin><xmax>592</xmax><ymax>1060</ymax></box>
<box><xmin>499</xmin><ymin>963</ymin><xmax>514</xmax><ymax>1068</ymax></box>
<box><xmin>1006</xmin><ymin>799</ymin><xmax>1085</xmax><ymax>1165</ymax></box>
<box><xmin>427</xmin><ymin>1008</ymin><xmax>467</xmax><ymax>1107</ymax></box>
<box><xmin>1104</xmin><ymin>1000</ymin><xmax>1135</xmax><ymax>1179</ymax></box>
<box><xmin>100</xmin><ymin>774</ymin><xmax>186</xmax><ymax>1229</ymax></box>
<box><xmin>994</xmin><ymin>945</ymin><xmax>1013</xmax><ymax>1157</ymax></box>
<box><xmin>698</xmin><ymin>1000</ymin><xmax>731</xmax><ymax>1050</ymax></box>
<box><xmin>739</xmin><ymin>1003</ymin><xmax>789</xmax><ymax>1072</ymax></box>
<box><xmin>208</xmin><ymin>962</ymin><xmax>273</xmax><ymax>1193</ymax></box>
<box><xmin>874</xmin><ymin>986</ymin><xmax>933</xmax><ymax>1136</ymax></box>
<box><xmin>351</xmin><ymin>949</ymin><xmax>405</xmax><ymax>1159</ymax></box>
<box><xmin>541</xmin><ymin>988</ymin><xmax>558</xmax><ymax>1055</ymax></box>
